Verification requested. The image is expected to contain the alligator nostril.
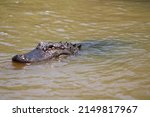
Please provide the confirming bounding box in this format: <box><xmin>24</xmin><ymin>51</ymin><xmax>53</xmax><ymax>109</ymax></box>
<box><xmin>12</xmin><ymin>55</ymin><xmax>17</xmax><ymax>61</ymax></box>
<box><xmin>21</xmin><ymin>55</ymin><xmax>25</xmax><ymax>60</ymax></box>
<box><xmin>12</xmin><ymin>55</ymin><xmax>21</xmax><ymax>62</ymax></box>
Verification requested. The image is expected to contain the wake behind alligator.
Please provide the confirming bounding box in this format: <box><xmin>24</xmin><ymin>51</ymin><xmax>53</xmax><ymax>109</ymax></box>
<box><xmin>12</xmin><ymin>42</ymin><xmax>81</xmax><ymax>63</ymax></box>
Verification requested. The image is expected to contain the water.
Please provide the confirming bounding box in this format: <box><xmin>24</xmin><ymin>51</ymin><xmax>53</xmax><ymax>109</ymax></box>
<box><xmin>0</xmin><ymin>0</ymin><xmax>150</xmax><ymax>99</ymax></box>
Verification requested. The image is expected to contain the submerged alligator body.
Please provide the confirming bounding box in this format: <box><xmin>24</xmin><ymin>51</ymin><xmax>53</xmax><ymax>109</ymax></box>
<box><xmin>12</xmin><ymin>42</ymin><xmax>81</xmax><ymax>63</ymax></box>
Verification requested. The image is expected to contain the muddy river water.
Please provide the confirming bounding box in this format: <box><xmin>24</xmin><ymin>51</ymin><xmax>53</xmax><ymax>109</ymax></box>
<box><xmin>0</xmin><ymin>0</ymin><xmax>150</xmax><ymax>99</ymax></box>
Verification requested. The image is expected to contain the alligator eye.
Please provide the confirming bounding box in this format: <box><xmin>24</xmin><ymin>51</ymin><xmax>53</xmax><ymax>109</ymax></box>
<box><xmin>48</xmin><ymin>45</ymin><xmax>52</xmax><ymax>48</ymax></box>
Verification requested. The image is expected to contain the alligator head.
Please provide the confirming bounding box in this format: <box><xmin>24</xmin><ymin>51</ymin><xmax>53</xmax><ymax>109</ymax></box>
<box><xmin>12</xmin><ymin>42</ymin><xmax>81</xmax><ymax>63</ymax></box>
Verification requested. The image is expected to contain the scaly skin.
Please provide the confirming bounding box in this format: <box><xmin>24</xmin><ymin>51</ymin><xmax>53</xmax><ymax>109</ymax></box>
<box><xmin>12</xmin><ymin>42</ymin><xmax>81</xmax><ymax>63</ymax></box>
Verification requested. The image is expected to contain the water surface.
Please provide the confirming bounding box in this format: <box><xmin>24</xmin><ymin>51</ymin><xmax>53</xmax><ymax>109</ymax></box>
<box><xmin>0</xmin><ymin>0</ymin><xmax>150</xmax><ymax>99</ymax></box>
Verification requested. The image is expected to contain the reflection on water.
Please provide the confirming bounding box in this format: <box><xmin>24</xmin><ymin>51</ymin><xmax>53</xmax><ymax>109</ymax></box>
<box><xmin>0</xmin><ymin>0</ymin><xmax>150</xmax><ymax>99</ymax></box>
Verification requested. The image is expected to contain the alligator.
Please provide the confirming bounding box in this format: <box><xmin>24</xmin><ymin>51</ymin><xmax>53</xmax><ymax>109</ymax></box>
<box><xmin>12</xmin><ymin>42</ymin><xmax>81</xmax><ymax>63</ymax></box>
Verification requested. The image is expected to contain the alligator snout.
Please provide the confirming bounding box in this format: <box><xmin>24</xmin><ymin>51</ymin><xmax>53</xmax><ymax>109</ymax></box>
<box><xmin>12</xmin><ymin>54</ymin><xmax>29</xmax><ymax>63</ymax></box>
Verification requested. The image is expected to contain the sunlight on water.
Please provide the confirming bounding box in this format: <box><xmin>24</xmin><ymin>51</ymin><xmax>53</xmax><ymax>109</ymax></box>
<box><xmin>0</xmin><ymin>0</ymin><xmax>150</xmax><ymax>99</ymax></box>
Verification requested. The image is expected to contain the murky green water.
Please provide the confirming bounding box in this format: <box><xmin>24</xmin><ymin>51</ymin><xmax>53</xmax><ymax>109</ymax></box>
<box><xmin>0</xmin><ymin>0</ymin><xmax>150</xmax><ymax>99</ymax></box>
